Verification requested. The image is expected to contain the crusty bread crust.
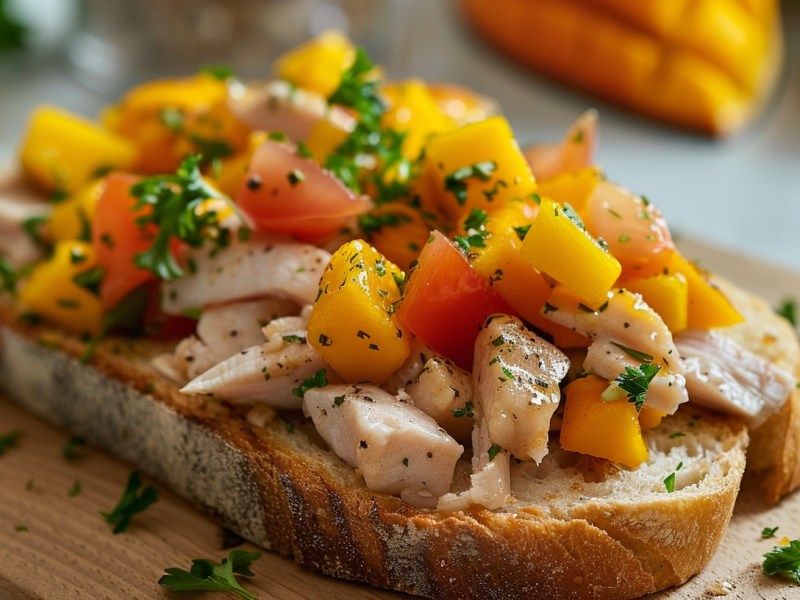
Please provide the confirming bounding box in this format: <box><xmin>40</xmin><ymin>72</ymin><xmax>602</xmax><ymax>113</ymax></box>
<box><xmin>0</xmin><ymin>297</ymin><xmax>748</xmax><ymax>599</ymax></box>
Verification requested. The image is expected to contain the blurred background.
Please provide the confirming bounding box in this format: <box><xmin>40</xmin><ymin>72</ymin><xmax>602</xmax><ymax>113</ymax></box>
<box><xmin>0</xmin><ymin>0</ymin><xmax>798</xmax><ymax>272</ymax></box>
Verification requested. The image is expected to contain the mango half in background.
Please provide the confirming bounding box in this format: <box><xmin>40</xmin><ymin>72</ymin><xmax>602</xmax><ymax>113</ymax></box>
<box><xmin>460</xmin><ymin>0</ymin><xmax>783</xmax><ymax>136</ymax></box>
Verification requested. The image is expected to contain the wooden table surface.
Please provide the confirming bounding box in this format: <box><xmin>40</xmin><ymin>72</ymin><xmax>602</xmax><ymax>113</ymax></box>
<box><xmin>1</xmin><ymin>238</ymin><xmax>799</xmax><ymax>600</ymax></box>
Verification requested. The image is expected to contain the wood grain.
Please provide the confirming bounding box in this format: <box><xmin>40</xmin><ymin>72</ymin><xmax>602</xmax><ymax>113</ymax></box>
<box><xmin>0</xmin><ymin>240</ymin><xmax>798</xmax><ymax>600</ymax></box>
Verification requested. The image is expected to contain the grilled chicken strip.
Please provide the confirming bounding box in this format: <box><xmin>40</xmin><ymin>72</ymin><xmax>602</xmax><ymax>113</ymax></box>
<box><xmin>180</xmin><ymin>314</ymin><xmax>330</xmax><ymax>409</ymax></box>
<box><xmin>162</xmin><ymin>234</ymin><xmax>330</xmax><ymax>315</ymax></box>
<box><xmin>677</xmin><ymin>328</ymin><xmax>796</xmax><ymax>427</ymax></box>
<box><xmin>546</xmin><ymin>287</ymin><xmax>688</xmax><ymax>414</ymax></box>
<box><xmin>473</xmin><ymin>315</ymin><xmax>570</xmax><ymax>463</ymax></box>
<box><xmin>303</xmin><ymin>384</ymin><xmax>464</xmax><ymax>507</ymax></box>
<box><xmin>175</xmin><ymin>297</ymin><xmax>299</xmax><ymax>380</ymax></box>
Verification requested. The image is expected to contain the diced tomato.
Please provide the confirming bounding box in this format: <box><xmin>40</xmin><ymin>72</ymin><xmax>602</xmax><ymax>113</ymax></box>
<box><xmin>234</xmin><ymin>140</ymin><xmax>372</xmax><ymax>243</ymax></box>
<box><xmin>396</xmin><ymin>230</ymin><xmax>516</xmax><ymax>370</ymax></box>
<box><xmin>581</xmin><ymin>181</ymin><xmax>675</xmax><ymax>279</ymax></box>
<box><xmin>91</xmin><ymin>172</ymin><xmax>157</xmax><ymax>309</ymax></box>
<box><xmin>523</xmin><ymin>110</ymin><xmax>597</xmax><ymax>180</ymax></box>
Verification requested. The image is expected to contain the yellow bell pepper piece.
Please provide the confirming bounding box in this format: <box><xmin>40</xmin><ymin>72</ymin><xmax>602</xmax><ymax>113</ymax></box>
<box><xmin>459</xmin><ymin>0</ymin><xmax>782</xmax><ymax>136</ymax></box>
<box><xmin>666</xmin><ymin>251</ymin><xmax>743</xmax><ymax>329</ymax></box>
<box><xmin>47</xmin><ymin>178</ymin><xmax>106</xmax><ymax>243</ymax></box>
<box><xmin>535</xmin><ymin>167</ymin><xmax>604</xmax><ymax>213</ymax></box>
<box><xmin>19</xmin><ymin>240</ymin><xmax>103</xmax><ymax>336</ymax></box>
<box><xmin>560</xmin><ymin>374</ymin><xmax>649</xmax><ymax>468</ymax></box>
<box><xmin>381</xmin><ymin>80</ymin><xmax>454</xmax><ymax>159</ymax></box>
<box><xmin>308</xmin><ymin>240</ymin><xmax>411</xmax><ymax>383</ymax></box>
<box><xmin>423</xmin><ymin>115</ymin><xmax>537</xmax><ymax>223</ymax></box>
<box><xmin>360</xmin><ymin>204</ymin><xmax>432</xmax><ymax>272</ymax></box>
<box><xmin>273</xmin><ymin>30</ymin><xmax>355</xmax><ymax>98</ymax></box>
<box><xmin>469</xmin><ymin>201</ymin><xmax>589</xmax><ymax>347</ymax></box>
<box><xmin>18</xmin><ymin>107</ymin><xmax>137</xmax><ymax>194</ymax></box>
<box><xmin>624</xmin><ymin>273</ymin><xmax>689</xmax><ymax>334</ymax></box>
<box><xmin>520</xmin><ymin>197</ymin><xmax>621</xmax><ymax>308</ymax></box>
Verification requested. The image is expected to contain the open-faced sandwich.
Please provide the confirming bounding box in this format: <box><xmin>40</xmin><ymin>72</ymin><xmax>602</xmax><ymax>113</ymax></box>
<box><xmin>1</xmin><ymin>31</ymin><xmax>798</xmax><ymax>599</ymax></box>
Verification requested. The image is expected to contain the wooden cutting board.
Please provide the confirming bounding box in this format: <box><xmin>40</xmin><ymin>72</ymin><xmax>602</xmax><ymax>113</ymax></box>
<box><xmin>0</xmin><ymin>239</ymin><xmax>798</xmax><ymax>600</ymax></box>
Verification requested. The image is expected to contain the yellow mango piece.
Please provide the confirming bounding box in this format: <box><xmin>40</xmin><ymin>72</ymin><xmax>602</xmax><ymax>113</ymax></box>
<box><xmin>535</xmin><ymin>167</ymin><xmax>604</xmax><ymax>213</ymax></box>
<box><xmin>560</xmin><ymin>374</ymin><xmax>649</xmax><ymax>468</ymax></box>
<box><xmin>468</xmin><ymin>201</ymin><xmax>589</xmax><ymax>347</ymax></box>
<box><xmin>520</xmin><ymin>197</ymin><xmax>621</xmax><ymax>308</ymax></box>
<box><xmin>638</xmin><ymin>406</ymin><xmax>666</xmax><ymax>432</ymax></box>
<box><xmin>106</xmin><ymin>74</ymin><xmax>250</xmax><ymax>174</ymax></box>
<box><xmin>460</xmin><ymin>0</ymin><xmax>782</xmax><ymax>135</ymax></box>
<box><xmin>423</xmin><ymin>116</ymin><xmax>537</xmax><ymax>223</ymax></box>
<box><xmin>273</xmin><ymin>30</ymin><xmax>355</xmax><ymax>98</ymax></box>
<box><xmin>307</xmin><ymin>117</ymin><xmax>352</xmax><ymax>164</ymax></box>
<box><xmin>47</xmin><ymin>178</ymin><xmax>106</xmax><ymax>243</ymax></box>
<box><xmin>624</xmin><ymin>273</ymin><xmax>688</xmax><ymax>334</ymax></box>
<box><xmin>19</xmin><ymin>240</ymin><xmax>103</xmax><ymax>336</ymax></box>
<box><xmin>19</xmin><ymin>107</ymin><xmax>137</xmax><ymax>194</ymax></box>
<box><xmin>360</xmin><ymin>204</ymin><xmax>432</xmax><ymax>272</ymax></box>
<box><xmin>308</xmin><ymin>240</ymin><xmax>411</xmax><ymax>383</ymax></box>
<box><xmin>381</xmin><ymin>80</ymin><xmax>454</xmax><ymax>159</ymax></box>
<box><xmin>426</xmin><ymin>82</ymin><xmax>497</xmax><ymax>125</ymax></box>
<box><xmin>666</xmin><ymin>251</ymin><xmax>743</xmax><ymax>329</ymax></box>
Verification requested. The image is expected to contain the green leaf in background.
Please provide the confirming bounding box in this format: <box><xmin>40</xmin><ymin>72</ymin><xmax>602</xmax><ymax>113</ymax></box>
<box><xmin>0</xmin><ymin>0</ymin><xmax>27</xmax><ymax>54</ymax></box>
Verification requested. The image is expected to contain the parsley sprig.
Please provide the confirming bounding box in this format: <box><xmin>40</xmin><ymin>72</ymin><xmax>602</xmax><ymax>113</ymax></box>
<box><xmin>101</xmin><ymin>471</ymin><xmax>158</xmax><ymax>534</ymax></box>
<box><xmin>763</xmin><ymin>539</ymin><xmax>800</xmax><ymax>584</ymax></box>
<box><xmin>131</xmin><ymin>155</ymin><xmax>236</xmax><ymax>281</ymax></box>
<box><xmin>776</xmin><ymin>298</ymin><xmax>797</xmax><ymax>328</ymax></box>
<box><xmin>291</xmin><ymin>368</ymin><xmax>328</xmax><ymax>398</ymax></box>
<box><xmin>602</xmin><ymin>363</ymin><xmax>662</xmax><ymax>412</ymax></box>
<box><xmin>159</xmin><ymin>550</ymin><xmax>262</xmax><ymax>599</ymax></box>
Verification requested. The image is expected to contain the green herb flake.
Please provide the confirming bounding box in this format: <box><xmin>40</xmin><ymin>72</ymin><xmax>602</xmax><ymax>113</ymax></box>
<box><xmin>610</xmin><ymin>341</ymin><xmax>654</xmax><ymax>363</ymax></box>
<box><xmin>291</xmin><ymin>368</ymin><xmax>328</xmax><ymax>398</ymax></box>
<box><xmin>614</xmin><ymin>363</ymin><xmax>662</xmax><ymax>412</ymax></box>
<box><xmin>444</xmin><ymin>161</ymin><xmax>497</xmax><ymax>206</ymax></box>
<box><xmin>101</xmin><ymin>471</ymin><xmax>158</xmax><ymax>534</ymax></box>
<box><xmin>452</xmin><ymin>401</ymin><xmax>474</xmax><ymax>418</ymax></box>
<box><xmin>0</xmin><ymin>430</ymin><xmax>22</xmax><ymax>456</ymax></box>
<box><xmin>63</xmin><ymin>436</ymin><xmax>87</xmax><ymax>460</ymax></box>
<box><xmin>159</xmin><ymin>550</ymin><xmax>262</xmax><ymax>600</ymax></box>
<box><xmin>776</xmin><ymin>299</ymin><xmax>797</xmax><ymax>327</ymax></box>
<box><xmin>200</xmin><ymin>64</ymin><xmax>234</xmax><ymax>80</ymax></box>
<box><xmin>68</xmin><ymin>479</ymin><xmax>82</xmax><ymax>497</ymax></box>
<box><xmin>513</xmin><ymin>224</ymin><xmax>531</xmax><ymax>241</ymax></box>
<box><xmin>282</xmin><ymin>335</ymin><xmax>306</xmax><ymax>344</ymax></box>
<box><xmin>663</xmin><ymin>472</ymin><xmax>676</xmax><ymax>493</ymax></box>
<box><xmin>14</xmin><ymin>524</ymin><xmax>28</xmax><ymax>532</ymax></box>
<box><xmin>491</xmin><ymin>335</ymin><xmax>505</xmax><ymax>347</ymax></box>
<box><xmin>762</xmin><ymin>539</ymin><xmax>800</xmax><ymax>584</ymax></box>
<box><xmin>668</xmin><ymin>432</ymin><xmax>686</xmax><ymax>439</ymax></box>
<box><xmin>487</xmin><ymin>444</ymin><xmax>502</xmax><ymax>462</ymax></box>
<box><xmin>762</xmin><ymin>526</ymin><xmax>780</xmax><ymax>539</ymax></box>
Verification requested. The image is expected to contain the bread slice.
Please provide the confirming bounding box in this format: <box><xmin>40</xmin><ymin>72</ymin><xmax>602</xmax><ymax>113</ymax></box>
<box><xmin>0</xmin><ymin>300</ymin><xmax>748</xmax><ymax>599</ymax></box>
<box><xmin>713</xmin><ymin>277</ymin><xmax>800</xmax><ymax>503</ymax></box>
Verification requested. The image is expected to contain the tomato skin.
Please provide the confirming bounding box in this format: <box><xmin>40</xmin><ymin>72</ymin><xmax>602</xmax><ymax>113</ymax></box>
<box><xmin>91</xmin><ymin>172</ymin><xmax>157</xmax><ymax>309</ymax></box>
<box><xmin>396</xmin><ymin>231</ymin><xmax>516</xmax><ymax>370</ymax></box>
<box><xmin>582</xmin><ymin>181</ymin><xmax>675</xmax><ymax>280</ymax></box>
<box><xmin>234</xmin><ymin>140</ymin><xmax>372</xmax><ymax>242</ymax></box>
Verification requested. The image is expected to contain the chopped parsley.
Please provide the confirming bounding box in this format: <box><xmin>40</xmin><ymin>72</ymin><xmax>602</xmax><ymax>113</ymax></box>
<box><xmin>63</xmin><ymin>436</ymin><xmax>87</xmax><ymax>460</ymax></box>
<box><xmin>21</xmin><ymin>215</ymin><xmax>48</xmax><ymax>248</ymax></box>
<box><xmin>444</xmin><ymin>161</ymin><xmax>497</xmax><ymax>206</ymax></box>
<box><xmin>513</xmin><ymin>224</ymin><xmax>531</xmax><ymax>241</ymax></box>
<box><xmin>453</xmin><ymin>208</ymin><xmax>490</xmax><ymax>255</ymax></box>
<box><xmin>452</xmin><ymin>401</ymin><xmax>474</xmax><ymax>418</ymax></box>
<box><xmin>663</xmin><ymin>472</ymin><xmax>676</xmax><ymax>493</ymax></box>
<box><xmin>200</xmin><ymin>64</ymin><xmax>234</xmax><ymax>80</ymax></box>
<box><xmin>101</xmin><ymin>471</ymin><xmax>158</xmax><ymax>534</ymax></box>
<box><xmin>609</xmin><ymin>363</ymin><xmax>662</xmax><ymax>412</ymax></box>
<box><xmin>358</xmin><ymin>211</ymin><xmax>412</xmax><ymax>237</ymax></box>
<box><xmin>291</xmin><ymin>369</ymin><xmax>328</xmax><ymax>398</ymax></box>
<box><xmin>763</xmin><ymin>539</ymin><xmax>800</xmax><ymax>584</ymax></box>
<box><xmin>609</xmin><ymin>342</ymin><xmax>654</xmax><ymax>363</ymax></box>
<box><xmin>487</xmin><ymin>443</ymin><xmax>502</xmax><ymax>462</ymax></box>
<box><xmin>159</xmin><ymin>550</ymin><xmax>262</xmax><ymax>600</ymax></box>
<box><xmin>68</xmin><ymin>479</ymin><xmax>82</xmax><ymax>497</ymax></box>
<box><xmin>776</xmin><ymin>299</ymin><xmax>797</xmax><ymax>327</ymax></box>
<box><xmin>0</xmin><ymin>430</ymin><xmax>22</xmax><ymax>456</ymax></box>
<box><xmin>762</xmin><ymin>526</ymin><xmax>780</xmax><ymax>539</ymax></box>
<box><xmin>73</xmin><ymin>266</ymin><xmax>105</xmax><ymax>295</ymax></box>
<box><xmin>131</xmin><ymin>155</ymin><xmax>235</xmax><ymax>281</ymax></box>
<box><xmin>281</xmin><ymin>335</ymin><xmax>306</xmax><ymax>344</ymax></box>
<box><xmin>0</xmin><ymin>258</ymin><xmax>17</xmax><ymax>295</ymax></box>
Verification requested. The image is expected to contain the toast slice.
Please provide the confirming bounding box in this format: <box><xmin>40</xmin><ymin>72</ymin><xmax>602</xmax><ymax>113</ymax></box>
<box><xmin>0</xmin><ymin>303</ymin><xmax>747</xmax><ymax>599</ymax></box>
